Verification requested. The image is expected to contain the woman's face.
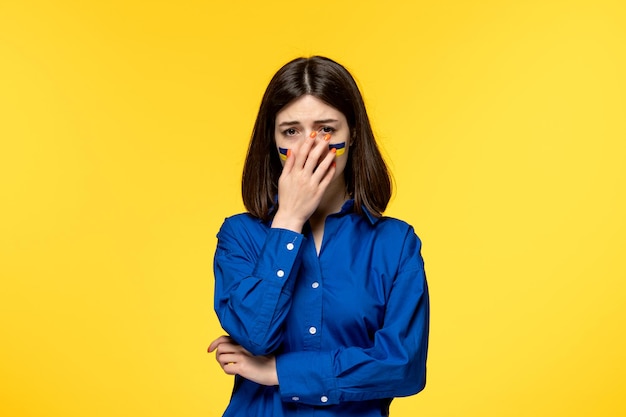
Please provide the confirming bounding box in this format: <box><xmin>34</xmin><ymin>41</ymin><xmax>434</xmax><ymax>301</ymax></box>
<box><xmin>274</xmin><ymin>94</ymin><xmax>350</xmax><ymax>181</ymax></box>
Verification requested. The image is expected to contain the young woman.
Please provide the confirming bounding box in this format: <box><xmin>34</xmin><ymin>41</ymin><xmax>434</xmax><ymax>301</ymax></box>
<box><xmin>208</xmin><ymin>56</ymin><xmax>429</xmax><ymax>416</ymax></box>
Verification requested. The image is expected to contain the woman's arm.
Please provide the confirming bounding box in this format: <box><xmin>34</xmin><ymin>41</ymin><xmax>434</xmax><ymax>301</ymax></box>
<box><xmin>213</xmin><ymin>217</ymin><xmax>305</xmax><ymax>356</ymax></box>
<box><xmin>276</xmin><ymin>230</ymin><xmax>430</xmax><ymax>405</ymax></box>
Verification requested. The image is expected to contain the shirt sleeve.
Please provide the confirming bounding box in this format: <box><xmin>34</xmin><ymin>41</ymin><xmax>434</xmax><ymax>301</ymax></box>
<box><xmin>214</xmin><ymin>216</ymin><xmax>306</xmax><ymax>356</ymax></box>
<box><xmin>275</xmin><ymin>228</ymin><xmax>429</xmax><ymax>405</ymax></box>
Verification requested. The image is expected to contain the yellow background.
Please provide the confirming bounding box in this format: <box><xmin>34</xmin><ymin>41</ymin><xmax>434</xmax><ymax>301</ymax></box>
<box><xmin>1</xmin><ymin>0</ymin><xmax>625</xmax><ymax>415</ymax></box>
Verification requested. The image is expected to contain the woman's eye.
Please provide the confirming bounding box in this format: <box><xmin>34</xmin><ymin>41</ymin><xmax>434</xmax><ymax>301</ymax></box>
<box><xmin>320</xmin><ymin>126</ymin><xmax>336</xmax><ymax>133</ymax></box>
<box><xmin>283</xmin><ymin>128</ymin><xmax>298</xmax><ymax>136</ymax></box>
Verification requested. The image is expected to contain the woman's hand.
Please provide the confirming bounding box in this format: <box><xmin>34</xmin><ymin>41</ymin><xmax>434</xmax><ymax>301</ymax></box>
<box><xmin>208</xmin><ymin>335</ymin><xmax>279</xmax><ymax>386</ymax></box>
<box><xmin>272</xmin><ymin>132</ymin><xmax>337</xmax><ymax>232</ymax></box>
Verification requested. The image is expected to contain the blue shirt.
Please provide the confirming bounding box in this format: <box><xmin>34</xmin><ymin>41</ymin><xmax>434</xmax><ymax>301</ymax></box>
<box><xmin>213</xmin><ymin>200</ymin><xmax>429</xmax><ymax>416</ymax></box>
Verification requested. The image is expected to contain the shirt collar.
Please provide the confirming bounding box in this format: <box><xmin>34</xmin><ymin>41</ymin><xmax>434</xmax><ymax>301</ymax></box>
<box><xmin>337</xmin><ymin>199</ymin><xmax>381</xmax><ymax>225</ymax></box>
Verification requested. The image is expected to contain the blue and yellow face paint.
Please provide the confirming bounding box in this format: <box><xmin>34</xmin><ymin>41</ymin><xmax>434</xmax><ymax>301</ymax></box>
<box><xmin>328</xmin><ymin>142</ymin><xmax>346</xmax><ymax>156</ymax></box>
<box><xmin>278</xmin><ymin>142</ymin><xmax>346</xmax><ymax>161</ymax></box>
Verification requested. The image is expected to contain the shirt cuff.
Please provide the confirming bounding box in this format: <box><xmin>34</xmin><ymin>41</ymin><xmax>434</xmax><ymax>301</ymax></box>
<box><xmin>251</xmin><ymin>228</ymin><xmax>304</xmax><ymax>292</ymax></box>
<box><xmin>276</xmin><ymin>350</ymin><xmax>339</xmax><ymax>406</ymax></box>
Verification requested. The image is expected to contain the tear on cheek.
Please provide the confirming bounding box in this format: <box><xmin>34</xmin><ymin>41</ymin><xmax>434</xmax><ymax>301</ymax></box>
<box><xmin>328</xmin><ymin>142</ymin><xmax>346</xmax><ymax>156</ymax></box>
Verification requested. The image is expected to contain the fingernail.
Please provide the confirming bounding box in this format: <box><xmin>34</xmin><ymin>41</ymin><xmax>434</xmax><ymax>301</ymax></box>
<box><xmin>330</xmin><ymin>148</ymin><xmax>337</xmax><ymax>154</ymax></box>
<box><xmin>331</xmin><ymin>161</ymin><xmax>336</xmax><ymax>168</ymax></box>
<box><xmin>310</xmin><ymin>131</ymin><xmax>317</xmax><ymax>138</ymax></box>
<box><xmin>286</xmin><ymin>149</ymin><xmax>292</xmax><ymax>157</ymax></box>
<box><xmin>324</xmin><ymin>134</ymin><xmax>331</xmax><ymax>141</ymax></box>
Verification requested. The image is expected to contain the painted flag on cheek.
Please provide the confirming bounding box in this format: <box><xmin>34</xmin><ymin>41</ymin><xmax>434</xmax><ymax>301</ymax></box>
<box><xmin>278</xmin><ymin>142</ymin><xmax>345</xmax><ymax>161</ymax></box>
<box><xmin>328</xmin><ymin>142</ymin><xmax>346</xmax><ymax>156</ymax></box>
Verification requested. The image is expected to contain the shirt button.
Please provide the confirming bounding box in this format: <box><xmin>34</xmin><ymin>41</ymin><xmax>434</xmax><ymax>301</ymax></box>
<box><xmin>311</xmin><ymin>282</ymin><xmax>319</xmax><ymax>289</ymax></box>
<box><xmin>309</xmin><ymin>326</ymin><xmax>317</xmax><ymax>335</ymax></box>
<box><xmin>321</xmin><ymin>396</ymin><xmax>328</xmax><ymax>403</ymax></box>
<box><xmin>286</xmin><ymin>243</ymin><xmax>295</xmax><ymax>251</ymax></box>
<box><xmin>276</xmin><ymin>270</ymin><xmax>285</xmax><ymax>278</ymax></box>
<box><xmin>292</xmin><ymin>396</ymin><xmax>300</xmax><ymax>401</ymax></box>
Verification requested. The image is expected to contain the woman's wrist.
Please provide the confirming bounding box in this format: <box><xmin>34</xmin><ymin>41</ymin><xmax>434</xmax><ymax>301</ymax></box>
<box><xmin>271</xmin><ymin>211</ymin><xmax>306</xmax><ymax>233</ymax></box>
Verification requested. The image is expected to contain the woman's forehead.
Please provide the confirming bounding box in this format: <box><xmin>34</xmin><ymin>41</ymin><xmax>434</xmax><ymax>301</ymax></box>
<box><xmin>275</xmin><ymin>95</ymin><xmax>345</xmax><ymax>124</ymax></box>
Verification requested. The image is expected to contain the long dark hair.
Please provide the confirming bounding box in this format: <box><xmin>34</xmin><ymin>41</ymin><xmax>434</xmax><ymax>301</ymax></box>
<box><xmin>241</xmin><ymin>56</ymin><xmax>392</xmax><ymax>221</ymax></box>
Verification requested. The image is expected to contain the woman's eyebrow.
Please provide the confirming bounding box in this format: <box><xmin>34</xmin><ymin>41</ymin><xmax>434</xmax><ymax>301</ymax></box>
<box><xmin>277</xmin><ymin>120</ymin><xmax>301</xmax><ymax>127</ymax></box>
<box><xmin>277</xmin><ymin>118</ymin><xmax>340</xmax><ymax>127</ymax></box>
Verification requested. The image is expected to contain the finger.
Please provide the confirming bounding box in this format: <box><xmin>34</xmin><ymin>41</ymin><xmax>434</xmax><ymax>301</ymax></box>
<box><xmin>317</xmin><ymin>157</ymin><xmax>337</xmax><ymax>190</ymax></box>
<box><xmin>280</xmin><ymin>147</ymin><xmax>295</xmax><ymax>176</ymax></box>
<box><xmin>215</xmin><ymin>342</ymin><xmax>245</xmax><ymax>356</ymax></box>
<box><xmin>208</xmin><ymin>336</ymin><xmax>226</xmax><ymax>352</ymax></box>
<box><xmin>311</xmin><ymin>144</ymin><xmax>336</xmax><ymax>182</ymax></box>
<box><xmin>222</xmin><ymin>361</ymin><xmax>239</xmax><ymax>376</ymax></box>
<box><xmin>294</xmin><ymin>131</ymin><xmax>318</xmax><ymax>168</ymax></box>
<box><xmin>208</xmin><ymin>335</ymin><xmax>233</xmax><ymax>352</ymax></box>
<box><xmin>303</xmin><ymin>133</ymin><xmax>332</xmax><ymax>173</ymax></box>
<box><xmin>216</xmin><ymin>352</ymin><xmax>240</xmax><ymax>367</ymax></box>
